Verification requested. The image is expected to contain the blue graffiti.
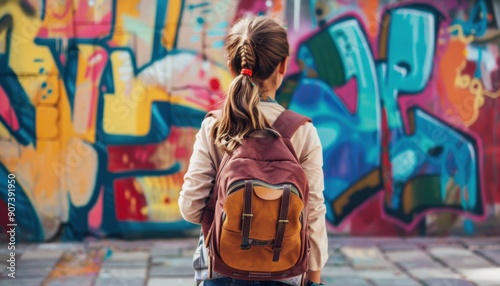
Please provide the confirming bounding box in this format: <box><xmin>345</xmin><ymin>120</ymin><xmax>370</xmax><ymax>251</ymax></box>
<box><xmin>0</xmin><ymin>56</ymin><xmax>36</xmax><ymax>147</ymax></box>
<box><xmin>288</xmin><ymin>5</ymin><xmax>482</xmax><ymax>227</ymax></box>
<box><xmin>451</xmin><ymin>0</ymin><xmax>489</xmax><ymax>38</ymax></box>
<box><xmin>0</xmin><ymin>165</ymin><xmax>44</xmax><ymax>241</ymax></box>
<box><xmin>291</xmin><ymin>17</ymin><xmax>381</xmax><ymax>222</ymax></box>
<box><xmin>450</xmin><ymin>0</ymin><xmax>489</xmax><ymax>79</ymax></box>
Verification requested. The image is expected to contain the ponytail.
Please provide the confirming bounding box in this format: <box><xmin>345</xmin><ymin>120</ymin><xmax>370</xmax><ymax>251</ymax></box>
<box><xmin>211</xmin><ymin>49</ymin><xmax>270</xmax><ymax>153</ymax></box>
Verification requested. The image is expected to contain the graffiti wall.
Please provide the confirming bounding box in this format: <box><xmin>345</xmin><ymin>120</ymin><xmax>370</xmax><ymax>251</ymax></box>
<box><xmin>0</xmin><ymin>0</ymin><xmax>499</xmax><ymax>241</ymax></box>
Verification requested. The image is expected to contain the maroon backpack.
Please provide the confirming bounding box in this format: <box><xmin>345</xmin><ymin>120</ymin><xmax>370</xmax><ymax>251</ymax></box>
<box><xmin>200</xmin><ymin>109</ymin><xmax>311</xmax><ymax>281</ymax></box>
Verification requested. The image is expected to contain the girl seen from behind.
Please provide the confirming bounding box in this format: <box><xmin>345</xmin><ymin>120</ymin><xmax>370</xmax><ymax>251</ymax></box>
<box><xmin>179</xmin><ymin>16</ymin><xmax>328</xmax><ymax>286</ymax></box>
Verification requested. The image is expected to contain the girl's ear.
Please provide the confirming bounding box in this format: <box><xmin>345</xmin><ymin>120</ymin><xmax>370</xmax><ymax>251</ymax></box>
<box><xmin>227</xmin><ymin>60</ymin><xmax>237</xmax><ymax>77</ymax></box>
<box><xmin>278</xmin><ymin>56</ymin><xmax>289</xmax><ymax>75</ymax></box>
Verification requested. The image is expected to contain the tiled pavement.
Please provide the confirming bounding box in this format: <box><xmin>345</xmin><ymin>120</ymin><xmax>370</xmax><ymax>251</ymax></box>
<box><xmin>1</xmin><ymin>233</ymin><xmax>500</xmax><ymax>286</ymax></box>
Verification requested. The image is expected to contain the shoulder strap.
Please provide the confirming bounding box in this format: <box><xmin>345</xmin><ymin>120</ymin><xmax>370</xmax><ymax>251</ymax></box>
<box><xmin>272</xmin><ymin>110</ymin><xmax>311</xmax><ymax>139</ymax></box>
<box><xmin>207</xmin><ymin>109</ymin><xmax>310</xmax><ymax>138</ymax></box>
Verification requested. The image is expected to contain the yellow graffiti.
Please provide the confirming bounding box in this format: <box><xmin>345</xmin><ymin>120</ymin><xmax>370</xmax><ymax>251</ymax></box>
<box><xmin>163</xmin><ymin>0</ymin><xmax>183</xmax><ymax>50</ymax></box>
<box><xmin>72</xmin><ymin>45</ymin><xmax>106</xmax><ymax>143</ymax></box>
<box><xmin>137</xmin><ymin>174</ymin><xmax>183</xmax><ymax>221</ymax></box>
<box><xmin>36</xmin><ymin>0</ymin><xmax>72</xmax><ymax>38</ymax></box>
<box><xmin>482</xmin><ymin>85</ymin><xmax>500</xmax><ymax>99</ymax></box>
<box><xmin>0</xmin><ymin>0</ymin><xmax>208</xmax><ymax>239</ymax></box>
<box><xmin>454</xmin><ymin>60</ymin><xmax>500</xmax><ymax>125</ymax></box>
<box><xmin>0</xmin><ymin>20</ymin><xmax>7</xmax><ymax>53</ymax></box>
<box><xmin>103</xmin><ymin>50</ymin><xmax>168</xmax><ymax>136</ymax></box>
<box><xmin>0</xmin><ymin>1</ymin><xmax>82</xmax><ymax>239</ymax></box>
<box><xmin>455</xmin><ymin>60</ymin><xmax>500</xmax><ymax>99</ymax></box>
<box><xmin>110</xmin><ymin>0</ymin><xmax>147</xmax><ymax>45</ymax></box>
<box><xmin>0</xmin><ymin>122</ymin><xmax>10</xmax><ymax>138</ymax></box>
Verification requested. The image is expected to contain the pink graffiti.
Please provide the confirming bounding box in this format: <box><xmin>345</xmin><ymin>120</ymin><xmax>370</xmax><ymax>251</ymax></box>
<box><xmin>107</xmin><ymin>144</ymin><xmax>162</xmax><ymax>173</ymax></box>
<box><xmin>88</xmin><ymin>186</ymin><xmax>104</xmax><ymax>230</ymax></box>
<box><xmin>0</xmin><ymin>86</ymin><xmax>19</xmax><ymax>131</ymax></box>
<box><xmin>332</xmin><ymin>77</ymin><xmax>358</xmax><ymax>114</ymax></box>
<box><xmin>85</xmin><ymin>50</ymin><xmax>108</xmax><ymax>129</ymax></box>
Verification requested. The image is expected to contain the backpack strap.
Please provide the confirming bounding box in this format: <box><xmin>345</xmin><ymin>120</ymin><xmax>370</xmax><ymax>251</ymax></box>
<box><xmin>207</xmin><ymin>109</ymin><xmax>310</xmax><ymax>138</ymax></box>
<box><xmin>272</xmin><ymin>110</ymin><xmax>311</xmax><ymax>139</ymax></box>
<box><xmin>240</xmin><ymin>180</ymin><xmax>254</xmax><ymax>250</ymax></box>
<box><xmin>273</xmin><ymin>184</ymin><xmax>291</xmax><ymax>261</ymax></box>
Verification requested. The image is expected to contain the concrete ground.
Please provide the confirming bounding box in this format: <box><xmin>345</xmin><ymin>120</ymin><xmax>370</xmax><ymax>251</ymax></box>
<box><xmin>1</xmin><ymin>235</ymin><xmax>500</xmax><ymax>286</ymax></box>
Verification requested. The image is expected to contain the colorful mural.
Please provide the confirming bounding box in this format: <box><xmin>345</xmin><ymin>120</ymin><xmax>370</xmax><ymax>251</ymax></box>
<box><xmin>0</xmin><ymin>0</ymin><xmax>499</xmax><ymax>241</ymax></box>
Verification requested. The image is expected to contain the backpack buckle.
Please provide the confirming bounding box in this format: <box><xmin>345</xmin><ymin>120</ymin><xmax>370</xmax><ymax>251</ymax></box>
<box><xmin>240</xmin><ymin>237</ymin><xmax>251</xmax><ymax>250</ymax></box>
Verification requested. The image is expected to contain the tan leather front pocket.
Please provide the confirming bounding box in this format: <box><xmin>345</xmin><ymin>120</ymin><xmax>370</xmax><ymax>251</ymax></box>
<box><xmin>219</xmin><ymin>184</ymin><xmax>304</xmax><ymax>272</ymax></box>
<box><xmin>220</xmin><ymin>226</ymin><xmax>301</xmax><ymax>272</ymax></box>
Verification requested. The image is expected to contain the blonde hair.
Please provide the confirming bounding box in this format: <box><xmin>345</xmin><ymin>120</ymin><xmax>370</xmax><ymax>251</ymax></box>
<box><xmin>211</xmin><ymin>16</ymin><xmax>290</xmax><ymax>153</ymax></box>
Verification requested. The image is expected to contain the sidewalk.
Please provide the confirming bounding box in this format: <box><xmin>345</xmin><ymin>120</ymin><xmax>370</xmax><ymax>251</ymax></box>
<box><xmin>1</xmin><ymin>235</ymin><xmax>500</xmax><ymax>286</ymax></box>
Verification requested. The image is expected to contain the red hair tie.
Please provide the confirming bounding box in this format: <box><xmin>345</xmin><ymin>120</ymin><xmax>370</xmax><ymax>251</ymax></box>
<box><xmin>240</xmin><ymin>68</ymin><xmax>253</xmax><ymax>77</ymax></box>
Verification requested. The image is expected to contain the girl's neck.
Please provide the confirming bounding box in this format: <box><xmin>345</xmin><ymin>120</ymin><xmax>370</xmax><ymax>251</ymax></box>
<box><xmin>258</xmin><ymin>82</ymin><xmax>277</xmax><ymax>101</ymax></box>
<box><xmin>259</xmin><ymin>92</ymin><xmax>277</xmax><ymax>103</ymax></box>
<box><xmin>259</xmin><ymin>90</ymin><xmax>276</xmax><ymax>101</ymax></box>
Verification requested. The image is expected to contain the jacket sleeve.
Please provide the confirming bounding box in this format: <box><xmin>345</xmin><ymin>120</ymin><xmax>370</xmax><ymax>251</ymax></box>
<box><xmin>178</xmin><ymin>116</ymin><xmax>218</xmax><ymax>224</ymax></box>
<box><xmin>292</xmin><ymin>122</ymin><xmax>329</xmax><ymax>271</ymax></box>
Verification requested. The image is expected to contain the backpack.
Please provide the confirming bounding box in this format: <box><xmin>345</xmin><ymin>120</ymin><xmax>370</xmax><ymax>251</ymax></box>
<box><xmin>200</xmin><ymin>109</ymin><xmax>311</xmax><ymax>281</ymax></box>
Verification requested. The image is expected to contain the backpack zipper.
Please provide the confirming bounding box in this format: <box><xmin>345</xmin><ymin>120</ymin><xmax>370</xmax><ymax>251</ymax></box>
<box><xmin>227</xmin><ymin>180</ymin><xmax>301</xmax><ymax>198</ymax></box>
